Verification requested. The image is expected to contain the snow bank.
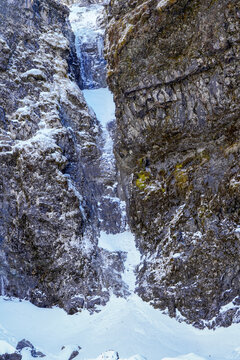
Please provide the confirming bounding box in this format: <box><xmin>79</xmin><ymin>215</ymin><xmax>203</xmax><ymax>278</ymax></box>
<box><xmin>0</xmin><ymin>340</ymin><xmax>15</xmax><ymax>355</ymax></box>
<box><xmin>2</xmin><ymin>289</ymin><xmax>240</xmax><ymax>360</ymax></box>
<box><xmin>162</xmin><ymin>355</ymin><xmax>206</xmax><ymax>360</ymax></box>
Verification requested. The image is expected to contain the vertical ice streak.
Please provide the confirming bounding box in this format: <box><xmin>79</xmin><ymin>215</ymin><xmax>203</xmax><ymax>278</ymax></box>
<box><xmin>69</xmin><ymin>4</ymin><xmax>106</xmax><ymax>89</ymax></box>
<box><xmin>69</xmin><ymin>3</ymin><xmax>141</xmax><ymax>294</ymax></box>
<box><xmin>0</xmin><ymin>275</ymin><xmax>5</xmax><ymax>296</ymax></box>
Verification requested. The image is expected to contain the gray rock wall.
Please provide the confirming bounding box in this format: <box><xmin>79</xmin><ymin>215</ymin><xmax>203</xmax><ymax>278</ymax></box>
<box><xmin>0</xmin><ymin>0</ymin><xmax>125</xmax><ymax>313</ymax></box>
<box><xmin>106</xmin><ymin>0</ymin><xmax>240</xmax><ymax>327</ymax></box>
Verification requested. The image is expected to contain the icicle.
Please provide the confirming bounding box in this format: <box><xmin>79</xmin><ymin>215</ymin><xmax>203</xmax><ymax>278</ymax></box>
<box><xmin>97</xmin><ymin>36</ymin><xmax>104</xmax><ymax>58</ymax></box>
<box><xmin>0</xmin><ymin>275</ymin><xmax>5</xmax><ymax>296</ymax></box>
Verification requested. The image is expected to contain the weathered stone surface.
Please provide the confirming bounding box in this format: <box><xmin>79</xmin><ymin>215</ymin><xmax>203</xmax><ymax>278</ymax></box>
<box><xmin>106</xmin><ymin>0</ymin><xmax>240</xmax><ymax>327</ymax></box>
<box><xmin>0</xmin><ymin>354</ymin><xmax>22</xmax><ymax>360</ymax></box>
<box><xmin>0</xmin><ymin>0</ymin><xmax>126</xmax><ymax>314</ymax></box>
<box><xmin>16</xmin><ymin>340</ymin><xmax>34</xmax><ymax>351</ymax></box>
<box><xmin>16</xmin><ymin>339</ymin><xmax>45</xmax><ymax>358</ymax></box>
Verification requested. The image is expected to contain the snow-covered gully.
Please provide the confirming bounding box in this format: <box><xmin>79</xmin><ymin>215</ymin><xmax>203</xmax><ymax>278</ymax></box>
<box><xmin>1</xmin><ymin>3</ymin><xmax>240</xmax><ymax>360</ymax></box>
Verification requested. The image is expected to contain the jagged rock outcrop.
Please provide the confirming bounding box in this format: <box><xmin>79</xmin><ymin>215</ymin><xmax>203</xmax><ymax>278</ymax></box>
<box><xmin>0</xmin><ymin>354</ymin><xmax>22</xmax><ymax>360</ymax></box>
<box><xmin>0</xmin><ymin>0</ymin><xmax>126</xmax><ymax>313</ymax></box>
<box><xmin>106</xmin><ymin>0</ymin><xmax>240</xmax><ymax>327</ymax></box>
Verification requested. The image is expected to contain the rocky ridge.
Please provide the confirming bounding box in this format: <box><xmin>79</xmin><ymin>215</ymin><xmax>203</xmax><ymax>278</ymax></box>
<box><xmin>105</xmin><ymin>0</ymin><xmax>240</xmax><ymax>327</ymax></box>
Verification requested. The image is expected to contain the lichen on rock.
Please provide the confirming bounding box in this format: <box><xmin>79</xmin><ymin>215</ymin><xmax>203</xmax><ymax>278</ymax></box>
<box><xmin>105</xmin><ymin>0</ymin><xmax>240</xmax><ymax>328</ymax></box>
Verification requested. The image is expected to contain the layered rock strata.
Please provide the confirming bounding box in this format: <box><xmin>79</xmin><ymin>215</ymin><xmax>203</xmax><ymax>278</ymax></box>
<box><xmin>106</xmin><ymin>0</ymin><xmax>240</xmax><ymax>327</ymax></box>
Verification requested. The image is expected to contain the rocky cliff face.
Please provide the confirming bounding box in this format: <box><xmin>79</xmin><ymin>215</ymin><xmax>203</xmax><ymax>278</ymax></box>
<box><xmin>69</xmin><ymin>3</ymin><xmax>107</xmax><ymax>89</ymax></box>
<box><xmin>106</xmin><ymin>0</ymin><xmax>240</xmax><ymax>327</ymax></box>
<box><xmin>0</xmin><ymin>0</ymin><xmax>126</xmax><ymax>314</ymax></box>
<box><xmin>2</xmin><ymin>0</ymin><xmax>240</xmax><ymax>331</ymax></box>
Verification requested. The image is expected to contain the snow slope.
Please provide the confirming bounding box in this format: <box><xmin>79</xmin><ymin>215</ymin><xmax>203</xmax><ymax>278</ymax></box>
<box><xmin>98</xmin><ymin>231</ymin><xmax>140</xmax><ymax>292</ymax></box>
<box><xmin>83</xmin><ymin>87</ymin><xmax>116</xmax><ymax>177</ymax></box>
<box><xmin>83</xmin><ymin>88</ymin><xmax>115</xmax><ymax>127</ymax></box>
<box><xmin>0</xmin><ymin>230</ymin><xmax>240</xmax><ymax>360</ymax></box>
<box><xmin>1</xmin><ymin>271</ymin><xmax>240</xmax><ymax>360</ymax></box>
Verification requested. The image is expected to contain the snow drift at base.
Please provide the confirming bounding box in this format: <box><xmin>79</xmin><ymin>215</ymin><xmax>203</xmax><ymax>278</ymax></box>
<box><xmin>1</xmin><ymin>233</ymin><xmax>240</xmax><ymax>360</ymax></box>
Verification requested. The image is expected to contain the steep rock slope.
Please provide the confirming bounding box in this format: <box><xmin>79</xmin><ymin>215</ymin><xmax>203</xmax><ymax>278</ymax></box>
<box><xmin>0</xmin><ymin>0</ymin><xmax>125</xmax><ymax>313</ymax></box>
<box><xmin>69</xmin><ymin>2</ymin><xmax>126</xmax><ymax>234</ymax></box>
<box><xmin>69</xmin><ymin>3</ymin><xmax>107</xmax><ymax>88</ymax></box>
<box><xmin>106</xmin><ymin>0</ymin><xmax>240</xmax><ymax>327</ymax></box>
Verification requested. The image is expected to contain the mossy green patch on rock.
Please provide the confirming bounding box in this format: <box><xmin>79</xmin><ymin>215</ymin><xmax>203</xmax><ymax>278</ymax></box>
<box><xmin>174</xmin><ymin>164</ymin><xmax>189</xmax><ymax>191</ymax></box>
<box><xmin>106</xmin><ymin>0</ymin><xmax>240</xmax><ymax>328</ymax></box>
<box><xmin>136</xmin><ymin>170</ymin><xmax>151</xmax><ymax>190</ymax></box>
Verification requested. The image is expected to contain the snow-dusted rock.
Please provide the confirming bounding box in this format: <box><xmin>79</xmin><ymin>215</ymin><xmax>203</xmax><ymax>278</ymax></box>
<box><xmin>106</xmin><ymin>0</ymin><xmax>240</xmax><ymax>328</ymax></box>
<box><xmin>0</xmin><ymin>0</ymin><xmax>126</xmax><ymax>314</ymax></box>
<box><xmin>20</xmin><ymin>69</ymin><xmax>47</xmax><ymax>82</ymax></box>
<box><xmin>0</xmin><ymin>36</ymin><xmax>10</xmax><ymax>71</ymax></box>
<box><xmin>16</xmin><ymin>340</ymin><xmax>34</xmax><ymax>352</ymax></box>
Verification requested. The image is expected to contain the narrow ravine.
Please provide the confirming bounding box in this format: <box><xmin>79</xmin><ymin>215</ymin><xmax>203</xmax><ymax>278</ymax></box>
<box><xmin>82</xmin><ymin>86</ymin><xmax>140</xmax><ymax>294</ymax></box>
<box><xmin>1</xmin><ymin>3</ymin><xmax>240</xmax><ymax>360</ymax></box>
<box><xmin>69</xmin><ymin>1</ymin><xmax>138</xmax><ymax>296</ymax></box>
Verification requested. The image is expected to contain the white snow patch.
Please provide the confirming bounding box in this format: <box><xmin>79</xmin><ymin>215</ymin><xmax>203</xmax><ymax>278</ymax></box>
<box><xmin>98</xmin><ymin>231</ymin><xmax>141</xmax><ymax>292</ymax></box>
<box><xmin>21</xmin><ymin>69</ymin><xmax>46</xmax><ymax>81</ymax></box>
<box><xmin>95</xmin><ymin>350</ymin><xmax>119</xmax><ymax>360</ymax></box>
<box><xmin>156</xmin><ymin>0</ymin><xmax>171</xmax><ymax>10</ymax></box>
<box><xmin>2</xmin><ymin>294</ymin><xmax>240</xmax><ymax>360</ymax></box>
<box><xmin>69</xmin><ymin>4</ymin><xmax>105</xmax><ymax>87</ymax></box>
<box><xmin>69</xmin><ymin>4</ymin><xmax>104</xmax><ymax>42</ymax></box>
<box><xmin>162</xmin><ymin>354</ymin><xmax>206</xmax><ymax>360</ymax></box>
<box><xmin>83</xmin><ymin>88</ymin><xmax>115</xmax><ymax>127</ymax></box>
<box><xmin>13</xmin><ymin>128</ymin><xmax>62</xmax><ymax>153</ymax></box>
<box><xmin>65</xmin><ymin>175</ymin><xmax>86</xmax><ymax>219</ymax></box>
<box><xmin>0</xmin><ymin>340</ymin><xmax>15</xmax><ymax>355</ymax></box>
<box><xmin>172</xmin><ymin>252</ymin><xmax>182</xmax><ymax>259</ymax></box>
<box><xmin>83</xmin><ymin>88</ymin><xmax>116</xmax><ymax>176</ymax></box>
<box><xmin>218</xmin><ymin>297</ymin><xmax>238</xmax><ymax>313</ymax></box>
<box><xmin>230</xmin><ymin>178</ymin><xmax>240</xmax><ymax>188</ymax></box>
